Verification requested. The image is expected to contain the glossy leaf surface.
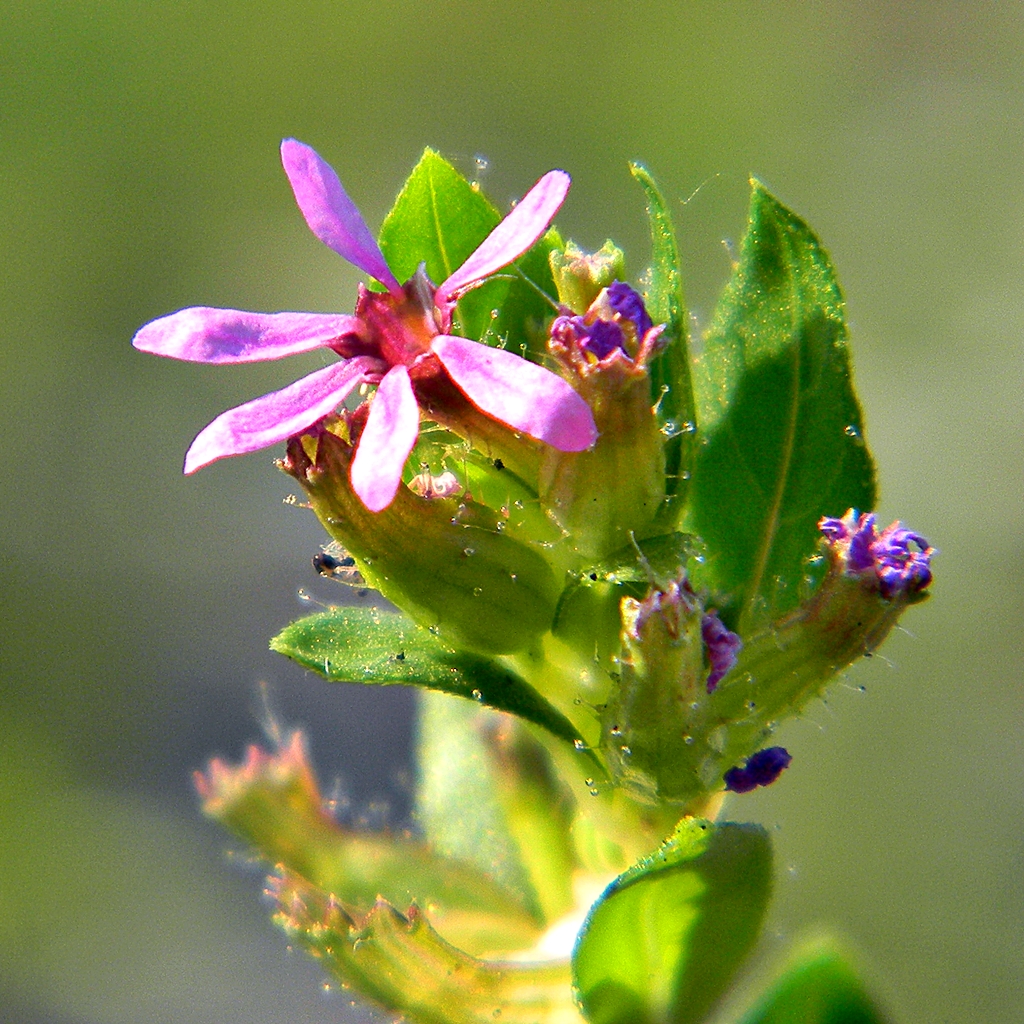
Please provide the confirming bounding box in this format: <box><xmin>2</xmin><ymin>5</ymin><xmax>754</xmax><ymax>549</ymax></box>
<box><xmin>688</xmin><ymin>181</ymin><xmax>875</xmax><ymax>632</ymax></box>
<box><xmin>377</xmin><ymin>148</ymin><xmax>504</xmax><ymax>341</ymax></box>
<box><xmin>573</xmin><ymin>818</ymin><xmax>772</xmax><ymax>1024</ymax></box>
<box><xmin>377</xmin><ymin>149</ymin><xmax>562</xmax><ymax>352</ymax></box>
<box><xmin>271</xmin><ymin>606</ymin><xmax>588</xmax><ymax>749</ymax></box>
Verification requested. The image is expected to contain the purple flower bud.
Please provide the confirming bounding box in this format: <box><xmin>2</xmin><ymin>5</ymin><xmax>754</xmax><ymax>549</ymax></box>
<box><xmin>701</xmin><ymin>612</ymin><xmax>742</xmax><ymax>692</ymax></box>
<box><xmin>581</xmin><ymin>317</ymin><xmax>628</xmax><ymax>359</ymax></box>
<box><xmin>874</xmin><ymin>522</ymin><xmax>933</xmax><ymax>597</ymax></box>
<box><xmin>550</xmin><ymin>282</ymin><xmax>663</xmax><ymax>370</ymax></box>
<box><xmin>819</xmin><ymin>509</ymin><xmax>934</xmax><ymax>599</ymax></box>
<box><xmin>723</xmin><ymin>747</ymin><xmax>792</xmax><ymax>794</ymax></box>
<box><xmin>607</xmin><ymin>280</ymin><xmax>653</xmax><ymax>339</ymax></box>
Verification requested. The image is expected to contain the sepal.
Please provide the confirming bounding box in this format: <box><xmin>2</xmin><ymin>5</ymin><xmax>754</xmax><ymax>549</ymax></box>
<box><xmin>549</xmin><ymin>240</ymin><xmax>626</xmax><ymax>314</ymax></box>
<box><xmin>271</xmin><ymin>874</ymin><xmax>583</xmax><ymax>1024</ymax></box>
<box><xmin>195</xmin><ymin>731</ymin><xmax>543</xmax><ymax>955</ymax></box>
<box><xmin>281</xmin><ymin>426</ymin><xmax>560</xmax><ymax>655</ymax></box>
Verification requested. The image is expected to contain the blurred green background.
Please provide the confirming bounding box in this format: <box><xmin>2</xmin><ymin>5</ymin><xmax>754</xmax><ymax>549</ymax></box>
<box><xmin>2</xmin><ymin>2</ymin><xmax>1021</xmax><ymax>1022</ymax></box>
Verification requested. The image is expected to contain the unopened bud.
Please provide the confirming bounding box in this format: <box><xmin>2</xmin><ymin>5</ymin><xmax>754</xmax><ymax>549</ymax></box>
<box><xmin>541</xmin><ymin>283</ymin><xmax>667</xmax><ymax>561</ymax></box>
<box><xmin>549</xmin><ymin>240</ymin><xmax>626</xmax><ymax>314</ymax></box>
<box><xmin>601</xmin><ymin>575</ymin><xmax>706</xmax><ymax>804</ymax></box>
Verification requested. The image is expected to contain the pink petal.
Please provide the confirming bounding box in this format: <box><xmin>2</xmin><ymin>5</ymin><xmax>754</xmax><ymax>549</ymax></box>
<box><xmin>183</xmin><ymin>356</ymin><xmax>382</xmax><ymax>474</ymax></box>
<box><xmin>436</xmin><ymin>170</ymin><xmax>570</xmax><ymax>306</ymax></box>
<box><xmin>350</xmin><ymin>365</ymin><xmax>421</xmax><ymax>512</ymax></box>
<box><xmin>280</xmin><ymin>139</ymin><xmax>402</xmax><ymax>295</ymax></box>
<box><xmin>431</xmin><ymin>336</ymin><xmax>597</xmax><ymax>452</ymax></box>
<box><xmin>133</xmin><ymin>307</ymin><xmax>366</xmax><ymax>363</ymax></box>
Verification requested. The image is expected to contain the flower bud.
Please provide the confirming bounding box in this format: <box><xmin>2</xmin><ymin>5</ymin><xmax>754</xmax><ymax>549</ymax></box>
<box><xmin>540</xmin><ymin>283</ymin><xmax>667</xmax><ymax>561</ymax></box>
<box><xmin>601</xmin><ymin>575</ymin><xmax>707</xmax><ymax>804</ymax></box>
<box><xmin>671</xmin><ymin>512</ymin><xmax>934</xmax><ymax>803</ymax></box>
<box><xmin>281</xmin><ymin>423</ymin><xmax>561</xmax><ymax>655</ymax></box>
<box><xmin>597</xmin><ymin>513</ymin><xmax>933</xmax><ymax>810</ymax></box>
<box><xmin>548</xmin><ymin>240</ymin><xmax>626</xmax><ymax>314</ymax></box>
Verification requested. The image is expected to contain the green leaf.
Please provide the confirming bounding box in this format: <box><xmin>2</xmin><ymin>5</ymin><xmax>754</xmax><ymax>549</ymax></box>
<box><xmin>735</xmin><ymin>934</ymin><xmax>892</xmax><ymax>1024</ymax></box>
<box><xmin>630</xmin><ymin>164</ymin><xmax>696</xmax><ymax>519</ymax></box>
<box><xmin>271</xmin><ymin>606</ymin><xmax>588</xmax><ymax>750</ymax></box>
<box><xmin>273</xmin><ymin>874</ymin><xmax>582</xmax><ymax>1024</ymax></box>
<box><xmin>377</xmin><ymin>148</ymin><xmax>505</xmax><ymax>341</ymax></box>
<box><xmin>688</xmin><ymin>180</ymin><xmax>875</xmax><ymax>632</ymax></box>
<box><xmin>416</xmin><ymin>693</ymin><xmax>578</xmax><ymax>925</ymax></box>
<box><xmin>376</xmin><ymin>149</ymin><xmax>561</xmax><ymax>351</ymax></box>
<box><xmin>573</xmin><ymin>818</ymin><xmax>772</xmax><ymax>1024</ymax></box>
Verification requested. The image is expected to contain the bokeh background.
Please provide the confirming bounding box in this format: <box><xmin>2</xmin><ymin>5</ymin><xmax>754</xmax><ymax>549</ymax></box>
<box><xmin>3</xmin><ymin>2</ymin><xmax>1022</xmax><ymax>1022</ymax></box>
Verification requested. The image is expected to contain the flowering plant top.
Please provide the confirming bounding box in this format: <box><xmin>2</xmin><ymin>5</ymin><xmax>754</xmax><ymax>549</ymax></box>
<box><xmin>136</xmin><ymin>142</ymin><xmax>933</xmax><ymax>1024</ymax></box>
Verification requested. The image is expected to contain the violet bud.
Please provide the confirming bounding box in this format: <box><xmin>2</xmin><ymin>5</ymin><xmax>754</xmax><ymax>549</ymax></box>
<box><xmin>723</xmin><ymin>747</ymin><xmax>792</xmax><ymax>794</ymax></box>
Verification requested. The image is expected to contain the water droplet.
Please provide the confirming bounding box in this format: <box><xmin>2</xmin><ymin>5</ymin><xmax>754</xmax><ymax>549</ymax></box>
<box><xmin>574</xmin><ymin>738</ymin><xmax>587</xmax><ymax>750</ymax></box>
<box><xmin>463</xmin><ymin>547</ymin><xmax>475</xmax><ymax>557</ymax></box>
<box><xmin>471</xmin><ymin>689</ymin><xmax>483</xmax><ymax>701</ymax></box>
<box><xmin>707</xmin><ymin>725</ymin><xmax>728</xmax><ymax>752</ymax></box>
<box><xmin>609</xmin><ymin>724</ymin><xmax>622</xmax><ymax>736</ymax></box>
<box><xmin>620</xmin><ymin>745</ymin><xmax>631</xmax><ymax>756</ymax></box>
<box><xmin>490</xmin><ymin>308</ymin><xmax>500</xmax><ymax>319</ymax></box>
<box><xmin>472</xmin><ymin>586</ymin><xmax>483</xmax><ymax>597</ymax></box>
<box><xmin>683</xmin><ymin>734</ymin><xmax>694</xmax><ymax>745</ymax></box>
<box><xmin>681</xmin><ymin>420</ymin><xmax>696</xmax><ymax>434</ymax></box>
<box><xmin>844</xmin><ymin>424</ymin><xmax>860</xmax><ymax>437</ymax></box>
<box><xmin>660</xmin><ymin>420</ymin><xmax>678</xmax><ymax>436</ymax></box>
<box><xmin>474</xmin><ymin>153</ymin><xmax>490</xmax><ymax>174</ymax></box>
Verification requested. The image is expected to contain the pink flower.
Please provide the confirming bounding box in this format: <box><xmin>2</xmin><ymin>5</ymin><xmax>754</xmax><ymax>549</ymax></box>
<box><xmin>134</xmin><ymin>140</ymin><xmax>597</xmax><ymax>511</ymax></box>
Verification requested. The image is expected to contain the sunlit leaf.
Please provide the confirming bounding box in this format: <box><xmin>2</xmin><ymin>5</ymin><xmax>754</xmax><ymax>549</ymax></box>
<box><xmin>377</xmin><ymin>148</ymin><xmax>505</xmax><ymax>341</ymax></box>
<box><xmin>573</xmin><ymin>818</ymin><xmax>772</xmax><ymax>1024</ymax></box>
<box><xmin>271</xmin><ymin>606</ymin><xmax>588</xmax><ymax>750</ymax></box>
<box><xmin>688</xmin><ymin>180</ymin><xmax>875</xmax><ymax>632</ymax></box>
<box><xmin>377</xmin><ymin>149</ymin><xmax>561</xmax><ymax>351</ymax></box>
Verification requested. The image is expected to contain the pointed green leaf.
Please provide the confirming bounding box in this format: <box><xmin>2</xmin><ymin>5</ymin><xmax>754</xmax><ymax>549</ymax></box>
<box><xmin>630</xmin><ymin>164</ymin><xmax>696</xmax><ymax>519</ymax></box>
<box><xmin>573</xmin><ymin>818</ymin><xmax>772</xmax><ymax>1024</ymax></box>
<box><xmin>735</xmin><ymin>935</ymin><xmax>892</xmax><ymax>1024</ymax></box>
<box><xmin>273</xmin><ymin>874</ymin><xmax>582</xmax><ymax>1024</ymax></box>
<box><xmin>376</xmin><ymin>150</ymin><xmax>561</xmax><ymax>352</ymax></box>
<box><xmin>688</xmin><ymin>180</ymin><xmax>875</xmax><ymax>632</ymax></box>
<box><xmin>377</xmin><ymin>148</ymin><xmax>506</xmax><ymax>341</ymax></box>
<box><xmin>271</xmin><ymin>606</ymin><xmax>588</xmax><ymax>750</ymax></box>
